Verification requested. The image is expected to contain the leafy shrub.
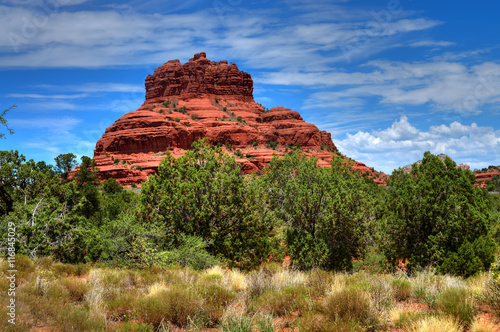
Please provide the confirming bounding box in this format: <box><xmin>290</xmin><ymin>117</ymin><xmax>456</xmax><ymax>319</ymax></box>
<box><xmin>236</xmin><ymin>116</ymin><xmax>243</xmax><ymax>122</ymax></box>
<box><xmin>441</xmin><ymin>236</ymin><xmax>497</xmax><ymax>277</ymax></box>
<box><xmin>191</xmin><ymin>114</ymin><xmax>199</xmax><ymax>120</ymax></box>
<box><xmin>174</xmin><ymin>118</ymin><xmax>180</xmax><ymax>122</ymax></box>
<box><xmin>252</xmin><ymin>141</ymin><xmax>258</xmax><ymax>147</ymax></box>
<box><xmin>102</xmin><ymin>177</ymin><xmax>123</xmax><ymax>194</ymax></box>
<box><xmin>157</xmin><ymin>235</ymin><xmax>218</xmax><ymax>270</ymax></box>
<box><xmin>267</xmin><ymin>141</ymin><xmax>278</xmax><ymax>150</ymax></box>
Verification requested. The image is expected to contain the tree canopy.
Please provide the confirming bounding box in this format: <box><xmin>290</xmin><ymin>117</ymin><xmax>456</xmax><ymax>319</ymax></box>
<box><xmin>384</xmin><ymin>151</ymin><xmax>496</xmax><ymax>275</ymax></box>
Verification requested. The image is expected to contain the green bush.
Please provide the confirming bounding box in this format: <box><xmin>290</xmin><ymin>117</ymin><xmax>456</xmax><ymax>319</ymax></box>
<box><xmin>102</xmin><ymin>177</ymin><xmax>123</xmax><ymax>194</ymax></box>
<box><xmin>156</xmin><ymin>235</ymin><xmax>218</xmax><ymax>270</ymax></box>
<box><xmin>191</xmin><ymin>114</ymin><xmax>199</xmax><ymax>120</ymax></box>
<box><xmin>267</xmin><ymin>141</ymin><xmax>278</xmax><ymax>150</ymax></box>
<box><xmin>441</xmin><ymin>236</ymin><xmax>497</xmax><ymax>277</ymax></box>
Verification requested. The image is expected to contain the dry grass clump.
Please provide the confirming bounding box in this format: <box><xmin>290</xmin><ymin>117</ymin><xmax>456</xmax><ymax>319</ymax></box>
<box><xmin>52</xmin><ymin>261</ymin><xmax>78</xmax><ymax>277</ymax></box>
<box><xmin>85</xmin><ymin>269</ymin><xmax>106</xmax><ymax>316</ymax></box>
<box><xmin>407</xmin><ymin>315</ymin><xmax>462</xmax><ymax>332</ymax></box>
<box><xmin>306</xmin><ymin>269</ymin><xmax>336</xmax><ymax>296</ymax></box>
<box><xmin>392</xmin><ymin>278</ymin><xmax>412</xmax><ymax>301</ymax></box>
<box><xmin>434</xmin><ymin>287</ymin><xmax>477</xmax><ymax>327</ymax></box>
<box><xmin>390</xmin><ymin>307</ymin><xmax>429</xmax><ymax>330</ymax></box>
<box><xmin>53</xmin><ymin>305</ymin><xmax>107</xmax><ymax>332</ymax></box>
<box><xmin>59</xmin><ymin>277</ymin><xmax>91</xmax><ymax>301</ymax></box>
<box><xmin>469</xmin><ymin>317</ymin><xmax>499</xmax><ymax>332</ymax></box>
<box><xmin>254</xmin><ymin>285</ymin><xmax>309</xmax><ymax>316</ymax></box>
<box><xmin>146</xmin><ymin>281</ymin><xmax>169</xmax><ymax>297</ymax></box>
<box><xmin>106</xmin><ymin>289</ymin><xmax>140</xmax><ymax>321</ymax></box>
<box><xmin>466</xmin><ymin>272</ymin><xmax>489</xmax><ymax>301</ymax></box>
<box><xmin>197</xmin><ymin>283</ymin><xmax>237</xmax><ymax>325</ymax></box>
<box><xmin>322</xmin><ymin>286</ymin><xmax>378</xmax><ymax>328</ymax></box>
<box><xmin>225</xmin><ymin>269</ymin><xmax>247</xmax><ymax>292</ymax></box>
<box><xmin>137</xmin><ymin>285</ymin><xmax>202</xmax><ymax>328</ymax></box>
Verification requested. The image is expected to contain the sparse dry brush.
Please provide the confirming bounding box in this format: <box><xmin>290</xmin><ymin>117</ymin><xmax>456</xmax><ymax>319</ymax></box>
<box><xmin>0</xmin><ymin>256</ymin><xmax>499</xmax><ymax>331</ymax></box>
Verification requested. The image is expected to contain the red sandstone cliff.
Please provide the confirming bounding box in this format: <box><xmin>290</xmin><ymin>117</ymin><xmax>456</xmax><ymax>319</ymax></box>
<box><xmin>91</xmin><ymin>52</ymin><xmax>388</xmax><ymax>186</ymax></box>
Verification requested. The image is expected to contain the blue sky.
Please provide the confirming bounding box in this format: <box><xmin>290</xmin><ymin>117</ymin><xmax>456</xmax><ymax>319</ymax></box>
<box><xmin>1</xmin><ymin>0</ymin><xmax>500</xmax><ymax>174</ymax></box>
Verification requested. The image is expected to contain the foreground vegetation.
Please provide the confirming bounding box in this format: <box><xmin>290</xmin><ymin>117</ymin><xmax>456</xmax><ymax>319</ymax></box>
<box><xmin>1</xmin><ymin>256</ymin><xmax>500</xmax><ymax>331</ymax></box>
<box><xmin>1</xmin><ymin>138</ymin><xmax>500</xmax><ymax>330</ymax></box>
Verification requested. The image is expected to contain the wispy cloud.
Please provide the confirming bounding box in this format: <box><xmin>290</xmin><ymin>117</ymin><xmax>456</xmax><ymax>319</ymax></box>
<box><xmin>0</xmin><ymin>2</ymin><xmax>440</xmax><ymax>69</ymax></box>
<box><xmin>409</xmin><ymin>39</ymin><xmax>455</xmax><ymax>47</ymax></box>
<box><xmin>9</xmin><ymin>116</ymin><xmax>81</xmax><ymax>132</ymax></box>
<box><xmin>8</xmin><ymin>93</ymin><xmax>88</xmax><ymax>99</ymax></box>
<box><xmin>294</xmin><ymin>60</ymin><xmax>500</xmax><ymax>114</ymax></box>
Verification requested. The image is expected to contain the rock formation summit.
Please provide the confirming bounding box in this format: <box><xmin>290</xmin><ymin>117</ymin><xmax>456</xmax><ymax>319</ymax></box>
<box><xmin>93</xmin><ymin>52</ymin><xmax>387</xmax><ymax>185</ymax></box>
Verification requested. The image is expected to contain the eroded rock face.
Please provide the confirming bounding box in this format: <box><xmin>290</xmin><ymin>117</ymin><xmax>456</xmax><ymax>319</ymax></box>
<box><xmin>92</xmin><ymin>53</ymin><xmax>388</xmax><ymax>186</ymax></box>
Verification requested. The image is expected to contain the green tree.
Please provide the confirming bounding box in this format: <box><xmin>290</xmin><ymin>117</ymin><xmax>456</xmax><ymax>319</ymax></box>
<box><xmin>0</xmin><ymin>150</ymin><xmax>58</xmax><ymax>215</ymax></box>
<box><xmin>384</xmin><ymin>151</ymin><xmax>495</xmax><ymax>274</ymax></box>
<box><xmin>54</xmin><ymin>153</ymin><xmax>77</xmax><ymax>181</ymax></box>
<box><xmin>139</xmin><ymin>138</ymin><xmax>274</xmax><ymax>268</ymax></box>
<box><xmin>0</xmin><ymin>105</ymin><xmax>15</xmax><ymax>139</ymax></box>
<box><xmin>260</xmin><ymin>151</ymin><xmax>378</xmax><ymax>270</ymax></box>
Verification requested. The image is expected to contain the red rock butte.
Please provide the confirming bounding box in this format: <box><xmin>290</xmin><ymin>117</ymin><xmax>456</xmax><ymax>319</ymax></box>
<box><xmin>92</xmin><ymin>52</ymin><xmax>389</xmax><ymax>185</ymax></box>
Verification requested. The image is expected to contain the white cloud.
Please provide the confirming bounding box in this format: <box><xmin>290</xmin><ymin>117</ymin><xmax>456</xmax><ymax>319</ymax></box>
<box><xmin>336</xmin><ymin>116</ymin><xmax>500</xmax><ymax>173</ymax></box>
<box><xmin>409</xmin><ymin>39</ymin><xmax>455</xmax><ymax>47</ymax></box>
